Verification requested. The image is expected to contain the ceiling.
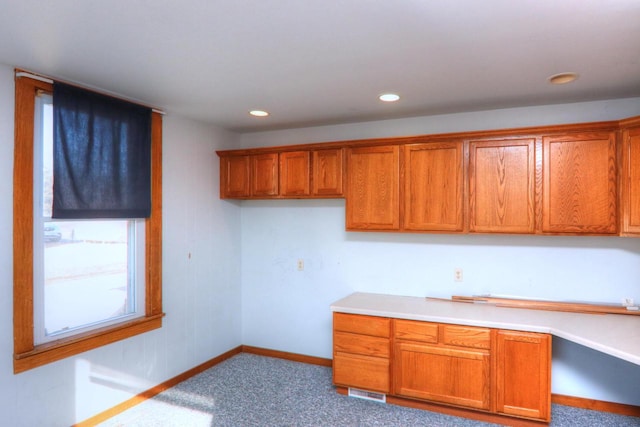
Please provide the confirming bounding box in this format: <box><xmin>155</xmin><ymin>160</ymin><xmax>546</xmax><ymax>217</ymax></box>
<box><xmin>1</xmin><ymin>1</ymin><xmax>639</xmax><ymax>133</ymax></box>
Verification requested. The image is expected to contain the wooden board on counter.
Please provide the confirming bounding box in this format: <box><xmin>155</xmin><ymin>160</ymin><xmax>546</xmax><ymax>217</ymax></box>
<box><xmin>427</xmin><ymin>295</ymin><xmax>640</xmax><ymax>316</ymax></box>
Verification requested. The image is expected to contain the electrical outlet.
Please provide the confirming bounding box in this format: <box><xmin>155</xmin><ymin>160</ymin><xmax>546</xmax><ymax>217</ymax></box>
<box><xmin>622</xmin><ymin>297</ymin><xmax>634</xmax><ymax>307</ymax></box>
<box><xmin>454</xmin><ymin>268</ymin><xmax>463</xmax><ymax>282</ymax></box>
<box><xmin>297</xmin><ymin>259</ymin><xmax>304</xmax><ymax>271</ymax></box>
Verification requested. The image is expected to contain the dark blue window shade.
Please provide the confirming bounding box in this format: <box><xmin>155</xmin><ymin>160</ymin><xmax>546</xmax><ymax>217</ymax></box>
<box><xmin>52</xmin><ymin>82</ymin><xmax>152</xmax><ymax>219</ymax></box>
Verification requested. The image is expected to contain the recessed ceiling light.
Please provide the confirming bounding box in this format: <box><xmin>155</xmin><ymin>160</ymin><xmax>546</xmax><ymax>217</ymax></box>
<box><xmin>379</xmin><ymin>93</ymin><xmax>400</xmax><ymax>102</ymax></box>
<box><xmin>249</xmin><ymin>110</ymin><xmax>269</xmax><ymax>117</ymax></box>
<box><xmin>548</xmin><ymin>72</ymin><xmax>579</xmax><ymax>85</ymax></box>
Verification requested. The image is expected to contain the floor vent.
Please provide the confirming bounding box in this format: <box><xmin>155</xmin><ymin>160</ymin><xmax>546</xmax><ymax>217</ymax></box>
<box><xmin>348</xmin><ymin>387</ymin><xmax>386</xmax><ymax>403</ymax></box>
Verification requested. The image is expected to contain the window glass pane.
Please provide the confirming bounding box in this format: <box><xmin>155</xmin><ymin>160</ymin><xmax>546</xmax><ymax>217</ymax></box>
<box><xmin>43</xmin><ymin>220</ymin><xmax>135</xmax><ymax>335</ymax></box>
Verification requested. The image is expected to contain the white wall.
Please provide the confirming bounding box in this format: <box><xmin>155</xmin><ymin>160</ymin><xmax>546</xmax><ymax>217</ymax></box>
<box><xmin>239</xmin><ymin>99</ymin><xmax>640</xmax><ymax>406</ymax></box>
<box><xmin>0</xmin><ymin>63</ymin><xmax>243</xmax><ymax>426</ymax></box>
<box><xmin>239</xmin><ymin>97</ymin><xmax>640</xmax><ymax>146</ymax></box>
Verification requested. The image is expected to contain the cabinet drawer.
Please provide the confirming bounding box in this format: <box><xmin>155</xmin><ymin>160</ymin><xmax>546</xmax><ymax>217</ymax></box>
<box><xmin>333</xmin><ymin>353</ymin><xmax>390</xmax><ymax>393</ymax></box>
<box><xmin>442</xmin><ymin>325</ymin><xmax>491</xmax><ymax>349</ymax></box>
<box><xmin>334</xmin><ymin>313</ymin><xmax>390</xmax><ymax>337</ymax></box>
<box><xmin>394</xmin><ymin>319</ymin><xmax>438</xmax><ymax>343</ymax></box>
<box><xmin>334</xmin><ymin>331</ymin><xmax>390</xmax><ymax>357</ymax></box>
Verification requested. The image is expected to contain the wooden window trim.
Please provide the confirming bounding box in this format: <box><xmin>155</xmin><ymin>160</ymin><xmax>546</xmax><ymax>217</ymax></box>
<box><xmin>13</xmin><ymin>74</ymin><xmax>164</xmax><ymax>374</ymax></box>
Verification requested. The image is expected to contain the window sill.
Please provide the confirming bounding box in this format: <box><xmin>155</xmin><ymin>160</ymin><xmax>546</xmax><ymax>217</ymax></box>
<box><xmin>14</xmin><ymin>313</ymin><xmax>164</xmax><ymax>374</ymax></box>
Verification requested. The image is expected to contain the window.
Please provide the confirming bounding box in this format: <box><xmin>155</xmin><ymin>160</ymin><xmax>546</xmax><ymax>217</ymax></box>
<box><xmin>34</xmin><ymin>94</ymin><xmax>146</xmax><ymax>344</ymax></box>
<box><xmin>13</xmin><ymin>72</ymin><xmax>163</xmax><ymax>373</ymax></box>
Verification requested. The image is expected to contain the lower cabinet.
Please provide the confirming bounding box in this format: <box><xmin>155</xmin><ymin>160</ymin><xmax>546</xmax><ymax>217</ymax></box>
<box><xmin>496</xmin><ymin>330</ymin><xmax>551</xmax><ymax>421</ymax></box>
<box><xmin>332</xmin><ymin>313</ymin><xmax>391</xmax><ymax>393</ymax></box>
<box><xmin>394</xmin><ymin>320</ymin><xmax>492</xmax><ymax>410</ymax></box>
<box><xmin>394</xmin><ymin>341</ymin><xmax>491</xmax><ymax>410</ymax></box>
<box><xmin>333</xmin><ymin>314</ymin><xmax>551</xmax><ymax>423</ymax></box>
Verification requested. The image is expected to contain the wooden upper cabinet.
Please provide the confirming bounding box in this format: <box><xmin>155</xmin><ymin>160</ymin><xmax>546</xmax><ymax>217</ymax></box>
<box><xmin>252</xmin><ymin>153</ymin><xmax>279</xmax><ymax>197</ymax></box>
<box><xmin>469</xmin><ymin>138</ymin><xmax>535</xmax><ymax>233</ymax></box>
<box><xmin>313</xmin><ymin>148</ymin><xmax>344</xmax><ymax>197</ymax></box>
<box><xmin>404</xmin><ymin>142</ymin><xmax>463</xmax><ymax>231</ymax></box>
<box><xmin>496</xmin><ymin>331</ymin><xmax>551</xmax><ymax>422</ymax></box>
<box><xmin>542</xmin><ymin>132</ymin><xmax>617</xmax><ymax>234</ymax></box>
<box><xmin>346</xmin><ymin>145</ymin><xmax>400</xmax><ymax>231</ymax></box>
<box><xmin>220</xmin><ymin>155</ymin><xmax>251</xmax><ymax>198</ymax></box>
<box><xmin>621</xmin><ymin>125</ymin><xmax>640</xmax><ymax>235</ymax></box>
<box><xmin>217</xmin><ymin>117</ymin><xmax>640</xmax><ymax>238</ymax></box>
<box><xmin>280</xmin><ymin>151</ymin><xmax>310</xmax><ymax>197</ymax></box>
<box><xmin>220</xmin><ymin>149</ymin><xmax>344</xmax><ymax>199</ymax></box>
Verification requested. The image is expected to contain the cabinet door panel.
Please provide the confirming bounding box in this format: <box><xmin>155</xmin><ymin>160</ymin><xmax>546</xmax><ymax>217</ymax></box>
<box><xmin>252</xmin><ymin>153</ymin><xmax>279</xmax><ymax>197</ymax></box>
<box><xmin>333</xmin><ymin>353</ymin><xmax>390</xmax><ymax>393</ymax></box>
<box><xmin>469</xmin><ymin>139</ymin><xmax>535</xmax><ymax>233</ymax></box>
<box><xmin>622</xmin><ymin>126</ymin><xmax>640</xmax><ymax>234</ymax></box>
<box><xmin>313</xmin><ymin>148</ymin><xmax>344</xmax><ymax>196</ymax></box>
<box><xmin>404</xmin><ymin>142</ymin><xmax>463</xmax><ymax>231</ymax></box>
<box><xmin>496</xmin><ymin>331</ymin><xmax>551</xmax><ymax>421</ymax></box>
<box><xmin>542</xmin><ymin>133</ymin><xmax>617</xmax><ymax>233</ymax></box>
<box><xmin>220</xmin><ymin>155</ymin><xmax>251</xmax><ymax>198</ymax></box>
<box><xmin>394</xmin><ymin>342</ymin><xmax>491</xmax><ymax>410</ymax></box>
<box><xmin>346</xmin><ymin>145</ymin><xmax>400</xmax><ymax>230</ymax></box>
<box><xmin>280</xmin><ymin>151</ymin><xmax>310</xmax><ymax>197</ymax></box>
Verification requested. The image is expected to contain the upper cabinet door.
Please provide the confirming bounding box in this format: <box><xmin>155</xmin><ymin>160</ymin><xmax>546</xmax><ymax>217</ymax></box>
<box><xmin>346</xmin><ymin>145</ymin><xmax>400</xmax><ymax>230</ymax></box>
<box><xmin>220</xmin><ymin>155</ymin><xmax>251</xmax><ymax>198</ymax></box>
<box><xmin>280</xmin><ymin>151</ymin><xmax>310</xmax><ymax>197</ymax></box>
<box><xmin>469</xmin><ymin>138</ymin><xmax>535</xmax><ymax>233</ymax></box>
<box><xmin>313</xmin><ymin>148</ymin><xmax>344</xmax><ymax>197</ymax></box>
<box><xmin>622</xmin><ymin>126</ymin><xmax>640</xmax><ymax>235</ymax></box>
<box><xmin>542</xmin><ymin>132</ymin><xmax>617</xmax><ymax>234</ymax></box>
<box><xmin>404</xmin><ymin>142</ymin><xmax>463</xmax><ymax>232</ymax></box>
<box><xmin>252</xmin><ymin>153</ymin><xmax>279</xmax><ymax>197</ymax></box>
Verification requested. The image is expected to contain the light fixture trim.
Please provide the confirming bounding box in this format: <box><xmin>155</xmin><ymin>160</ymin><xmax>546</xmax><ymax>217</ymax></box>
<box><xmin>548</xmin><ymin>72</ymin><xmax>579</xmax><ymax>85</ymax></box>
<box><xmin>249</xmin><ymin>110</ymin><xmax>269</xmax><ymax>117</ymax></box>
<box><xmin>379</xmin><ymin>93</ymin><xmax>400</xmax><ymax>102</ymax></box>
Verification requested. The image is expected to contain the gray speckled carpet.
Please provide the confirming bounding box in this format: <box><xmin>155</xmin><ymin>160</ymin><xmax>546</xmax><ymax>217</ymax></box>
<box><xmin>99</xmin><ymin>353</ymin><xmax>640</xmax><ymax>427</ymax></box>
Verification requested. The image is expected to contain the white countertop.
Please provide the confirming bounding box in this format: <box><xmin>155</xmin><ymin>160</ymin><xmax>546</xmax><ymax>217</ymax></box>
<box><xmin>331</xmin><ymin>292</ymin><xmax>640</xmax><ymax>366</ymax></box>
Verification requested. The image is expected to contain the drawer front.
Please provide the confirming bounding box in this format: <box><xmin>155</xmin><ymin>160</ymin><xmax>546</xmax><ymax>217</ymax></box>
<box><xmin>442</xmin><ymin>325</ymin><xmax>491</xmax><ymax>349</ymax></box>
<box><xmin>334</xmin><ymin>331</ymin><xmax>390</xmax><ymax>357</ymax></box>
<box><xmin>334</xmin><ymin>312</ymin><xmax>391</xmax><ymax>337</ymax></box>
<box><xmin>394</xmin><ymin>319</ymin><xmax>438</xmax><ymax>343</ymax></box>
<box><xmin>333</xmin><ymin>353</ymin><xmax>390</xmax><ymax>393</ymax></box>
